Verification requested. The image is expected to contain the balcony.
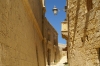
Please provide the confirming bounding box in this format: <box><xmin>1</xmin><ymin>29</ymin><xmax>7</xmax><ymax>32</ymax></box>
<box><xmin>61</xmin><ymin>21</ymin><xmax>68</xmax><ymax>40</ymax></box>
<box><xmin>62</xmin><ymin>46</ymin><xmax>67</xmax><ymax>51</ymax></box>
<box><xmin>47</xmin><ymin>40</ymin><xmax>52</xmax><ymax>49</ymax></box>
<box><xmin>53</xmin><ymin>45</ymin><xmax>57</xmax><ymax>52</ymax></box>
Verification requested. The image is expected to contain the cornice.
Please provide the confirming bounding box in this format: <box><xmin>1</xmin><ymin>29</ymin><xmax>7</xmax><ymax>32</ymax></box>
<box><xmin>40</xmin><ymin>0</ymin><xmax>46</xmax><ymax>8</ymax></box>
<box><xmin>43</xmin><ymin>6</ymin><xmax>46</xmax><ymax>14</ymax></box>
<box><xmin>22</xmin><ymin>0</ymin><xmax>43</xmax><ymax>40</ymax></box>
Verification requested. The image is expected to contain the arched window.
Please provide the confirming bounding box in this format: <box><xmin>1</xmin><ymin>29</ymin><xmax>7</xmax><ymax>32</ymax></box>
<box><xmin>86</xmin><ymin>0</ymin><xmax>93</xmax><ymax>11</ymax></box>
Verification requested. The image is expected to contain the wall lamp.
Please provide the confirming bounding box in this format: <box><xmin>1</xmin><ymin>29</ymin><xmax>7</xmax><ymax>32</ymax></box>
<box><xmin>52</xmin><ymin>5</ymin><xmax>67</xmax><ymax>15</ymax></box>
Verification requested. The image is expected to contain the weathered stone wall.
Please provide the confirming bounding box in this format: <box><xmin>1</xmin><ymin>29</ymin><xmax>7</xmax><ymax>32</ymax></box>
<box><xmin>43</xmin><ymin>17</ymin><xmax>58</xmax><ymax>42</ymax></box>
<box><xmin>0</xmin><ymin>0</ymin><xmax>45</xmax><ymax>66</ymax></box>
<box><xmin>67</xmin><ymin>0</ymin><xmax>100</xmax><ymax>66</ymax></box>
<box><xmin>43</xmin><ymin>17</ymin><xmax>60</xmax><ymax>65</ymax></box>
<box><xmin>28</xmin><ymin>0</ymin><xmax>43</xmax><ymax>32</ymax></box>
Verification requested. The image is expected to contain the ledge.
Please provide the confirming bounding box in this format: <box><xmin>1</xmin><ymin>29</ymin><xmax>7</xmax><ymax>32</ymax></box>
<box><xmin>62</xmin><ymin>46</ymin><xmax>67</xmax><ymax>51</ymax></box>
<box><xmin>62</xmin><ymin>31</ymin><xmax>68</xmax><ymax>40</ymax></box>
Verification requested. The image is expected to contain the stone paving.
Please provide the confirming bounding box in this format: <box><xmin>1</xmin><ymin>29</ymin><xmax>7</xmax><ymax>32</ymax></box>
<box><xmin>53</xmin><ymin>56</ymin><xmax>67</xmax><ymax>66</ymax></box>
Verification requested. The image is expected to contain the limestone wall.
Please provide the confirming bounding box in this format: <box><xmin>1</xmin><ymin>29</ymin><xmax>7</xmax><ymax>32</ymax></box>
<box><xmin>43</xmin><ymin>17</ymin><xmax>58</xmax><ymax>43</ymax></box>
<box><xmin>28</xmin><ymin>0</ymin><xmax>43</xmax><ymax>32</ymax></box>
<box><xmin>43</xmin><ymin>17</ymin><xmax>60</xmax><ymax>65</ymax></box>
<box><xmin>0</xmin><ymin>0</ymin><xmax>45</xmax><ymax>66</ymax></box>
<box><xmin>67</xmin><ymin>0</ymin><xmax>100</xmax><ymax>66</ymax></box>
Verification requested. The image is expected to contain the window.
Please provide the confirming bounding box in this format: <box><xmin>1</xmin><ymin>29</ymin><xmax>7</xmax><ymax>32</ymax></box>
<box><xmin>86</xmin><ymin>0</ymin><xmax>93</xmax><ymax>11</ymax></box>
<box><xmin>48</xmin><ymin>34</ymin><xmax>50</xmax><ymax>41</ymax></box>
<box><xmin>97</xmin><ymin>48</ymin><xmax>100</xmax><ymax>65</ymax></box>
<box><xmin>47</xmin><ymin>29</ymin><xmax>50</xmax><ymax>41</ymax></box>
<box><xmin>81</xmin><ymin>37</ymin><xmax>84</xmax><ymax>42</ymax></box>
<box><xmin>86</xmin><ymin>35</ymin><xmax>89</xmax><ymax>41</ymax></box>
<box><xmin>54</xmin><ymin>40</ymin><xmax>56</xmax><ymax>45</ymax></box>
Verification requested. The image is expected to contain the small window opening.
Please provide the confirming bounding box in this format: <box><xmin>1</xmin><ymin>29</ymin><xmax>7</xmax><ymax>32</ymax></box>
<box><xmin>86</xmin><ymin>35</ymin><xmax>89</xmax><ymax>41</ymax></box>
<box><xmin>81</xmin><ymin>37</ymin><xmax>84</xmax><ymax>42</ymax></box>
<box><xmin>97</xmin><ymin>48</ymin><xmax>100</xmax><ymax>65</ymax></box>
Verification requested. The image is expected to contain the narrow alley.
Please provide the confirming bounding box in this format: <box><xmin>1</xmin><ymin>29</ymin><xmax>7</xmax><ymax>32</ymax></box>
<box><xmin>54</xmin><ymin>56</ymin><xmax>67</xmax><ymax>66</ymax></box>
<box><xmin>0</xmin><ymin>0</ymin><xmax>100</xmax><ymax>66</ymax></box>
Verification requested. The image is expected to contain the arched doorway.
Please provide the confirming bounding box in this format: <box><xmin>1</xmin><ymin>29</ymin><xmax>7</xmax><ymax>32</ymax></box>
<box><xmin>47</xmin><ymin>49</ymin><xmax>51</xmax><ymax>66</ymax></box>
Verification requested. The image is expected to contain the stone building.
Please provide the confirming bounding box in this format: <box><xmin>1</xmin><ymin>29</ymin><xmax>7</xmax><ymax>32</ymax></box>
<box><xmin>43</xmin><ymin>17</ymin><xmax>60</xmax><ymax>66</ymax></box>
<box><xmin>0</xmin><ymin>0</ymin><xmax>60</xmax><ymax>66</ymax></box>
<box><xmin>61</xmin><ymin>0</ymin><xmax>100</xmax><ymax>66</ymax></box>
<box><xmin>58</xmin><ymin>44</ymin><xmax>67</xmax><ymax>57</ymax></box>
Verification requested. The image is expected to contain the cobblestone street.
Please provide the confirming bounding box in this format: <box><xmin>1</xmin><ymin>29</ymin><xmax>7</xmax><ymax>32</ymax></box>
<box><xmin>53</xmin><ymin>56</ymin><xmax>67</xmax><ymax>66</ymax></box>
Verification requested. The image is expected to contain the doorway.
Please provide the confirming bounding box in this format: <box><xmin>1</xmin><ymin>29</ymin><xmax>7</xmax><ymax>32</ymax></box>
<box><xmin>98</xmin><ymin>48</ymin><xmax>100</xmax><ymax>65</ymax></box>
<box><xmin>47</xmin><ymin>49</ymin><xmax>51</xmax><ymax>66</ymax></box>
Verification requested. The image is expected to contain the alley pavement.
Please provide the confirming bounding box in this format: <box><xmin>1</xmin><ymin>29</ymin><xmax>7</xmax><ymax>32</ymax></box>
<box><xmin>53</xmin><ymin>56</ymin><xmax>67</xmax><ymax>66</ymax></box>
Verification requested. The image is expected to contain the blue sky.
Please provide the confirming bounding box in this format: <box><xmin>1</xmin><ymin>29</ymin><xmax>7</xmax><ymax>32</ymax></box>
<box><xmin>45</xmin><ymin>0</ymin><xmax>66</xmax><ymax>44</ymax></box>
